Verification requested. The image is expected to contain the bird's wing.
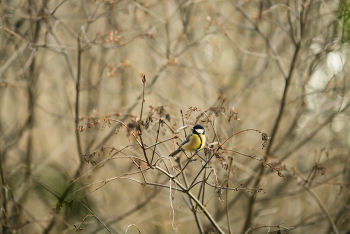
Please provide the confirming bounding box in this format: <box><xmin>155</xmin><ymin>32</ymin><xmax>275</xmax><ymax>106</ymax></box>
<box><xmin>169</xmin><ymin>133</ymin><xmax>193</xmax><ymax>157</ymax></box>
<box><xmin>179</xmin><ymin>133</ymin><xmax>192</xmax><ymax>147</ymax></box>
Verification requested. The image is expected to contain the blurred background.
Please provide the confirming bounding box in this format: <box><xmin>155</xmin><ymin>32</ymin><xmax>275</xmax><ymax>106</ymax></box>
<box><xmin>1</xmin><ymin>0</ymin><xmax>350</xmax><ymax>233</ymax></box>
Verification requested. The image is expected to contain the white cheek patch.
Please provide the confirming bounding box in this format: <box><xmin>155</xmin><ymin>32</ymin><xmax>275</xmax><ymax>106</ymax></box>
<box><xmin>195</xmin><ymin>129</ymin><xmax>204</xmax><ymax>134</ymax></box>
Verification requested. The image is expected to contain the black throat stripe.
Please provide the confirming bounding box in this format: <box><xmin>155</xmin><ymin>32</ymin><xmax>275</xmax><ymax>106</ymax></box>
<box><xmin>197</xmin><ymin>133</ymin><xmax>203</xmax><ymax>150</ymax></box>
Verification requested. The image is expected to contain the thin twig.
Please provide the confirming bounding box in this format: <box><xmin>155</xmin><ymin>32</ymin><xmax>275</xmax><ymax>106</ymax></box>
<box><xmin>156</xmin><ymin>166</ymin><xmax>225</xmax><ymax>234</ymax></box>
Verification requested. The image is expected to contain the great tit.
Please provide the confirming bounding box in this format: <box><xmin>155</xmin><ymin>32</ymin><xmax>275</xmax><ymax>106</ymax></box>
<box><xmin>169</xmin><ymin>124</ymin><xmax>206</xmax><ymax>157</ymax></box>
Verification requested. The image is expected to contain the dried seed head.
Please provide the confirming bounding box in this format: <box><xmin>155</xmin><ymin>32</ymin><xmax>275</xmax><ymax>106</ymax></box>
<box><xmin>261</xmin><ymin>133</ymin><xmax>271</xmax><ymax>149</ymax></box>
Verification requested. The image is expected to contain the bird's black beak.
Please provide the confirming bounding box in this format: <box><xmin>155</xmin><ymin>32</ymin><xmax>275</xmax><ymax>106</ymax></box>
<box><xmin>191</xmin><ymin>127</ymin><xmax>194</xmax><ymax>130</ymax></box>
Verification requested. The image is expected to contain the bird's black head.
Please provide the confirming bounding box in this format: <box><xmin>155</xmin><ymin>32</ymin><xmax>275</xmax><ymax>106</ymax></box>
<box><xmin>191</xmin><ymin>124</ymin><xmax>205</xmax><ymax>135</ymax></box>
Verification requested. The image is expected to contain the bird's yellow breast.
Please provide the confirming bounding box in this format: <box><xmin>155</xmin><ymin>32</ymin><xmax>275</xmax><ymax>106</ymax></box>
<box><xmin>182</xmin><ymin>134</ymin><xmax>206</xmax><ymax>152</ymax></box>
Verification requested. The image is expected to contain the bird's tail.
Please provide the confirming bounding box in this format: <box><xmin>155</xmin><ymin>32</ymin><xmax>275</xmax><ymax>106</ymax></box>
<box><xmin>169</xmin><ymin>148</ymin><xmax>182</xmax><ymax>157</ymax></box>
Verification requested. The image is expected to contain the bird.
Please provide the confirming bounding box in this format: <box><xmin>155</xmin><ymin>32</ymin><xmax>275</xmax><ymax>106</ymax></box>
<box><xmin>169</xmin><ymin>124</ymin><xmax>206</xmax><ymax>157</ymax></box>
